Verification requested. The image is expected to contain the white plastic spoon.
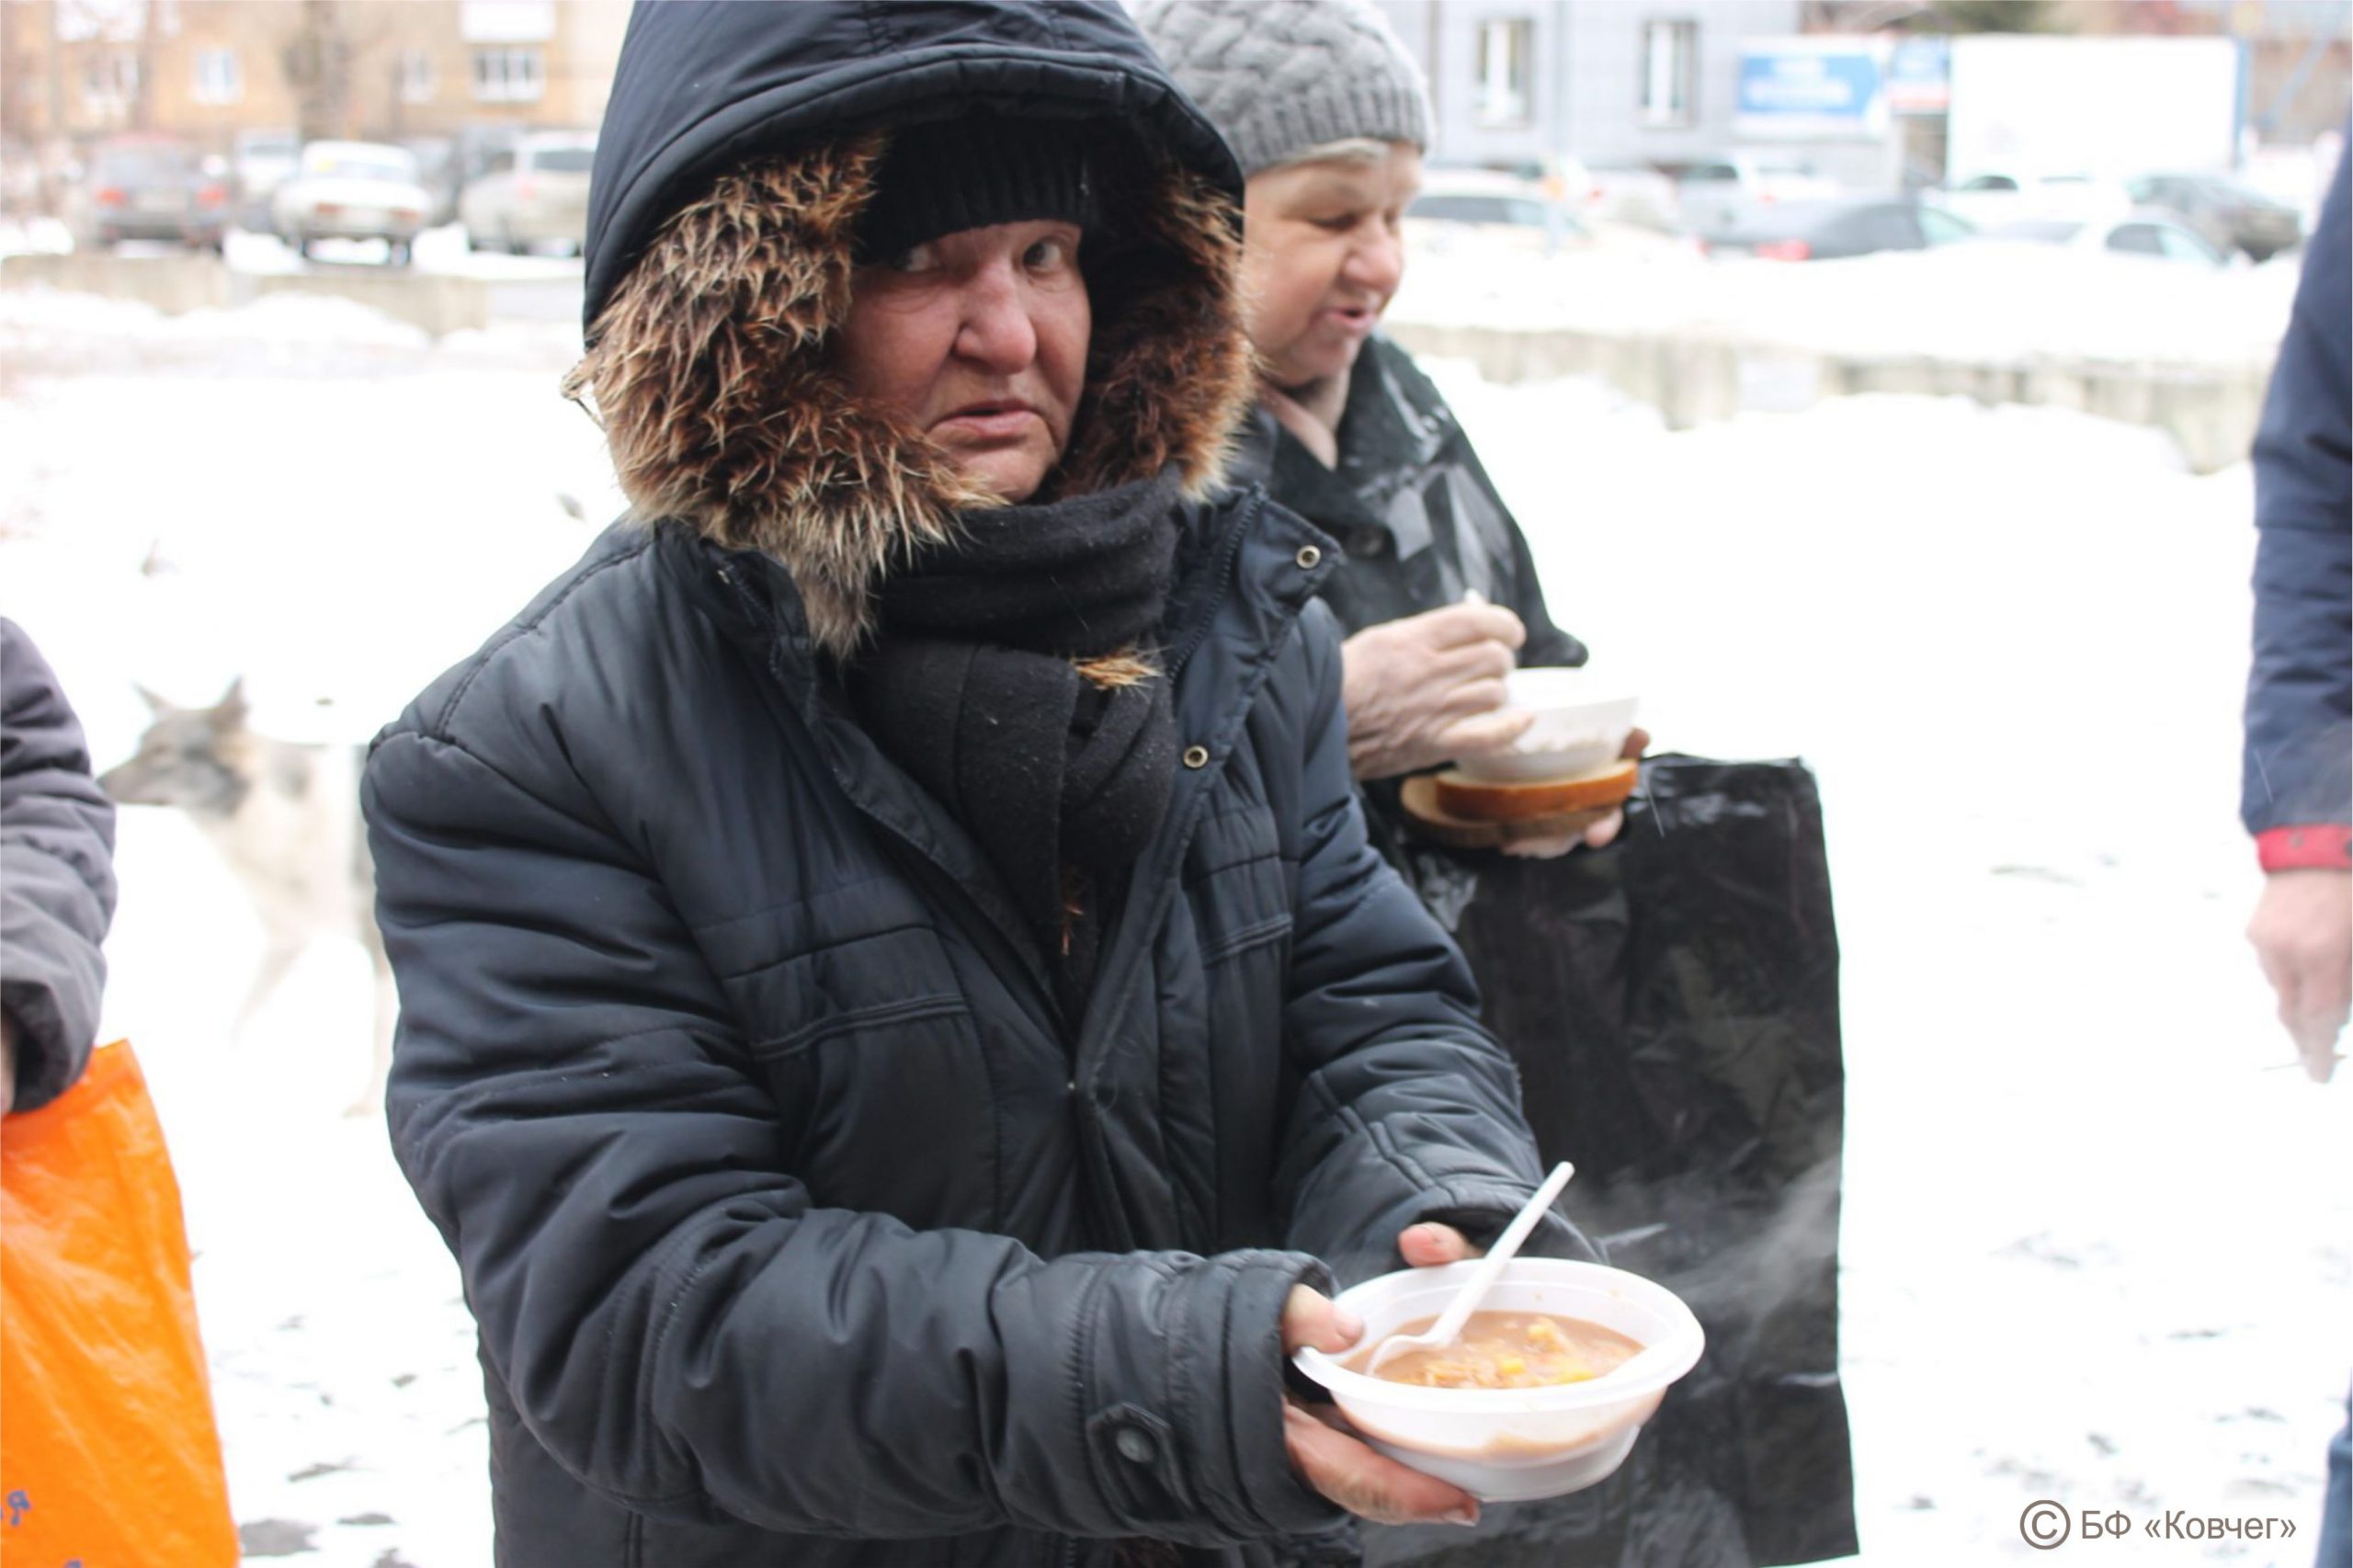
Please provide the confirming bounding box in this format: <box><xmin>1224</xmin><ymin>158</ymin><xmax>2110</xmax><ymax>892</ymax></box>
<box><xmin>1363</xmin><ymin>1160</ymin><xmax>1575</xmax><ymax>1378</ymax></box>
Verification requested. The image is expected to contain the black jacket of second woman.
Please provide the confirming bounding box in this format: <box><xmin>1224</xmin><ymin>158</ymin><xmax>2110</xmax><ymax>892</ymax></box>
<box><xmin>365</xmin><ymin>5</ymin><xmax>1580</xmax><ymax>1564</ymax></box>
<box><xmin>1228</xmin><ymin>334</ymin><xmax>1584</xmax><ymax>670</ymax></box>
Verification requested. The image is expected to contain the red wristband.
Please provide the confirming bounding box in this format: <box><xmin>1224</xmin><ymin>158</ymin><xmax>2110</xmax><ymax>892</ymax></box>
<box><xmin>2256</xmin><ymin>824</ymin><xmax>2353</xmax><ymax>872</ymax></box>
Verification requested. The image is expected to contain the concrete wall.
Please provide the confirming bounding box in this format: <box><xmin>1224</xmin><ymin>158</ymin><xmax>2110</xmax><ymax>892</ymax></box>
<box><xmin>0</xmin><ymin>249</ymin><xmax>230</xmax><ymax>312</ymax></box>
<box><xmin>4</xmin><ymin>256</ymin><xmax>2263</xmax><ymax>472</ymax></box>
<box><xmin>0</xmin><ymin>250</ymin><xmax>502</xmax><ymax>336</ymax></box>
<box><xmin>1384</xmin><ymin>317</ymin><xmax>2270</xmax><ymax>474</ymax></box>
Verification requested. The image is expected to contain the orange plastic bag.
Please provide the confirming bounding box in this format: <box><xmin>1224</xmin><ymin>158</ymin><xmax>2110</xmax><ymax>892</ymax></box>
<box><xmin>1</xmin><ymin>1040</ymin><xmax>238</xmax><ymax>1565</ymax></box>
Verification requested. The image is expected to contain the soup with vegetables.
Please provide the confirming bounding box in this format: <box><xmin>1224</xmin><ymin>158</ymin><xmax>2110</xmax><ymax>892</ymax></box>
<box><xmin>1362</xmin><ymin>1311</ymin><xmax>1642</xmax><ymax>1390</ymax></box>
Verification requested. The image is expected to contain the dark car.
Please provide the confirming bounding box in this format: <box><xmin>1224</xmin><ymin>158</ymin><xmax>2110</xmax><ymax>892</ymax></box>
<box><xmin>1409</xmin><ymin>190</ymin><xmax>1562</xmax><ymax>228</ymax></box>
<box><xmin>71</xmin><ymin>135</ymin><xmax>228</xmax><ymax>251</ymax></box>
<box><xmin>2125</xmin><ymin>172</ymin><xmax>2303</xmax><ymax>262</ymax></box>
<box><xmin>1699</xmin><ymin>196</ymin><xmax>1974</xmax><ymax>261</ymax></box>
<box><xmin>399</xmin><ymin>135</ymin><xmax>460</xmax><ymax>228</ymax></box>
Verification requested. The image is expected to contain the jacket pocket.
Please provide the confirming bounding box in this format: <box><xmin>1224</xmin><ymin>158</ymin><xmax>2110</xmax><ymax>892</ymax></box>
<box><xmin>1198</xmin><ymin>912</ymin><xmax>1292</xmax><ymax>966</ymax></box>
<box><xmin>1184</xmin><ymin>801</ymin><xmax>1291</xmax><ymax>966</ymax></box>
<box><xmin>742</xmin><ymin>949</ymin><xmax>1003</xmax><ymax>1231</ymax></box>
<box><xmin>750</xmin><ymin>992</ymin><xmax>972</xmax><ymax>1062</ymax></box>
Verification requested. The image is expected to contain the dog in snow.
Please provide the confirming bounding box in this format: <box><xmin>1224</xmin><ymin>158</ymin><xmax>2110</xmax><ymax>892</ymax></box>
<box><xmin>97</xmin><ymin>679</ymin><xmax>393</xmax><ymax>1115</ymax></box>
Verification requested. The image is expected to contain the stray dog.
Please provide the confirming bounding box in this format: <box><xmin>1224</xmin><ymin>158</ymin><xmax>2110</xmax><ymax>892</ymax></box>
<box><xmin>97</xmin><ymin>680</ymin><xmax>393</xmax><ymax>1116</ymax></box>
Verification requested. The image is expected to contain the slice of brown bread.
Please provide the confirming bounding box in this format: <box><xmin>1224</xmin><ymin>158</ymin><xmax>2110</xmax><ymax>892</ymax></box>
<box><xmin>1430</xmin><ymin>758</ymin><xmax>1639</xmax><ymax>823</ymax></box>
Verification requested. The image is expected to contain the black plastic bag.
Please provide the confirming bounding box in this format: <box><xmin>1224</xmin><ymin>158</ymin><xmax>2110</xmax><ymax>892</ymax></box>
<box><xmin>1362</xmin><ymin>755</ymin><xmax>1856</xmax><ymax>1568</ymax></box>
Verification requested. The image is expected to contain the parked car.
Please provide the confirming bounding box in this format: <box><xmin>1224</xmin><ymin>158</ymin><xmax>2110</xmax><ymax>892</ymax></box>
<box><xmin>1676</xmin><ymin>153</ymin><xmax>1840</xmax><ymax>233</ymax></box>
<box><xmin>399</xmin><ymin>135</ymin><xmax>460</xmax><ymax>228</ymax></box>
<box><xmin>270</xmin><ymin>141</ymin><xmax>431</xmax><ymax>265</ymax></box>
<box><xmin>451</xmin><ymin>123</ymin><xmax>523</xmax><ymax>186</ymax></box>
<box><xmin>1563</xmin><ymin>156</ymin><xmax>1681</xmax><ymax>230</ymax></box>
<box><xmin>232</xmin><ymin>126</ymin><xmax>300</xmax><ymax>228</ymax></box>
<box><xmin>459</xmin><ymin>131</ymin><xmax>597</xmax><ymax>255</ymax></box>
<box><xmin>2124</xmin><ymin>171</ymin><xmax>2303</xmax><ymax>261</ymax></box>
<box><xmin>1939</xmin><ymin>169</ymin><xmax>2123</xmax><ymax>230</ymax></box>
<box><xmin>1700</xmin><ymin>197</ymin><xmax>1974</xmax><ymax>261</ymax></box>
<box><xmin>68</xmin><ymin>135</ymin><xmax>228</xmax><ymax>251</ymax></box>
<box><xmin>1407</xmin><ymin>169</ymin><xmax>1581</xmax><ymax>254</ymax></box>
<box><xmin>1972</xmin><ymin>211</ymin><xmax>2230</xmax><ymax>267</ymax></box>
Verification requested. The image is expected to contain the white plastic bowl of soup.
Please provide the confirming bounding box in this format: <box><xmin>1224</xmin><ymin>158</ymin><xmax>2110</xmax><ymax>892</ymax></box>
<box><xmin>1454</xmin><ymin>666</ymin><xmax>1638</xmax><ymax>784</ymax></box>
<box><xmin>1290</xmin><ymin>1258</ymin><xmax>1704</xmax><ymax>1502</ymax></box>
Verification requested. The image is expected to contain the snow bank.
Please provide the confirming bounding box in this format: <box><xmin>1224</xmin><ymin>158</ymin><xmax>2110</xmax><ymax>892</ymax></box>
<box><xmin>1392</xmin><ymin>237</ymin><xmax>2302</xmax><ymax>371</ymax></box>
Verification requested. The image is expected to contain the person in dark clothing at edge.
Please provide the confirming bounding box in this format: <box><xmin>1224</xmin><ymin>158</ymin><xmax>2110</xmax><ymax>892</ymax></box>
<box><xmin>2</xmin><ymin>618</ymin><xmax>119</xmax><ymax>1119</ymax></box>
<box><xmin>2239</xmin><ymin>144</ymin><xmax>2350</xmax><ymax>1568</ymax></box>
<box><xmin>362</xmin><ymin>4</ymin><xmax>1593</xmax><ymax>1564</ymax></box>
<box><xmin>1136</xmin><ymin>0</ymin><xmax>1639</xmax><ymax>873</ymax></box>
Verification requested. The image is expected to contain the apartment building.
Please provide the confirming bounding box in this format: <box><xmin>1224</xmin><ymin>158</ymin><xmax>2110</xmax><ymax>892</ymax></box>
<box><xmin>1368</xmin><ymin>0</ymin><xmax>1807</xmax><ymax>174</ymax></box>
<box><xmin>2</xmin><ymin>0</ymin><xmax>630</xmax><ymax>152</ymax></box>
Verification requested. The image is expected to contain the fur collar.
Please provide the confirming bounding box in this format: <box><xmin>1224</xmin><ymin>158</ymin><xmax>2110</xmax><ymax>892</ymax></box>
<box><xmin>564</xmin><ymin>131</ymin><xmax>1255</xmax><ymax>660</ymax></box>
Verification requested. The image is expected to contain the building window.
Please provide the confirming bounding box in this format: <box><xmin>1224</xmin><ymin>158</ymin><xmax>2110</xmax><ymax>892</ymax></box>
<box><xmin>471</xmin><ymin>46</ymin><xmax>544</xmax><ymax>103</ymax></box>
<box><xmin>1476</xmin><ymin>17</ymin><xmax>1534</xmax><ymax>128</ymax></box>
<box><xmin>81</xmin><ymin>51</ymin><xmax>139</xmax><ymax>117</ymax></box>
<box><xmin>1641</xmin><ymin>20</ymin><xmax>1698</xmax><ymax>128</ymax></box>
<box><xmin>398</xmin><ymin>49</ymin><xmax>438</xmax><ymax>105</ymax></box>
<box><xmin>191</xmin><ymin>48</ymin><xmax>242</xmax><ymax>105</ymax></box>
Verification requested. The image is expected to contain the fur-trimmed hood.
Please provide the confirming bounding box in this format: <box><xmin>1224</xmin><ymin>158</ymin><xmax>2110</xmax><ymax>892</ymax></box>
<box><xmin>566</xmin><ymin>1</ymin><xmax>1256</xmax><ymax>658</ymax></box>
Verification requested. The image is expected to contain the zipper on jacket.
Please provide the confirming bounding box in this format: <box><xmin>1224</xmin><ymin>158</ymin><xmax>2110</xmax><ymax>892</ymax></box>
<box><xmin>1164</xmin><ymin>487</ymin><xmax>1264</xmax><ymax>684</ymax></box>
<box><xmin>711</xmin><ymin>552</ymin><xmax>1067</xmax><ymax>1040</ymax></box>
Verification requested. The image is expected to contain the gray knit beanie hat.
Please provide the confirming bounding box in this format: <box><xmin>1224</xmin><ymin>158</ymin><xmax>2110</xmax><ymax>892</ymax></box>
<box><xmin>1135</xmin><ymin>0</ymin><xmax>1432</xmax><ymax>178</ymax></box>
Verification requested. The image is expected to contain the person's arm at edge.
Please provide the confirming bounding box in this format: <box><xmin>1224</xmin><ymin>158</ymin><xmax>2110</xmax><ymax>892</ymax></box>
<box><xmin>2243</xmin><ymin>145</ymin><xmax>2352</xmax><ymax>1081</ymax></box>
<box><xmin>0</xmin><ymin>619</ymin><xmax>119</xmax><ymax>1115</ymax></box>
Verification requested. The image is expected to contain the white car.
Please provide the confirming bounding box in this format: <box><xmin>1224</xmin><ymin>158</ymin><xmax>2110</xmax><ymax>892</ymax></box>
<box><xmin>1939</xmin><ymin>169</ymin><xmax>2125</xmax><ymax>231</ymax></box>
<box><xmin>1972</xmin><ymin>210</ymin><xmax>2231</xmax><ymax>267</ymax></box>
<box><xmin>1561</xmin><ymin>156</ymin><xmax>1681</xmax><ymax>230</ymax></box>
<box><xmin>460</xmin><ymin>131</ymin><xmax>597</xmax><ymax>256</ymax></box>
<box><xmin>1676</xmin><ymin>153</ymin><xmax>1840</xmax><ymax>233</ymax></box>
<box><xmin>1405</xmin><ymin>169</ymin><xmax>1582</xmax><ymax>256</ymax></box>
<box><xmin>271</xmin><ymin>142</ymin><xmax>430</xmax><ymax>265</ymax></box>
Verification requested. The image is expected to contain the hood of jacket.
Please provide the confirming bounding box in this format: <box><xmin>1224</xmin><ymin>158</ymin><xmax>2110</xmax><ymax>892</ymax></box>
<box><xmin>570</xmin><ymin>1</ymin><xmax>1256</xmax><ymax>658</ymax></box>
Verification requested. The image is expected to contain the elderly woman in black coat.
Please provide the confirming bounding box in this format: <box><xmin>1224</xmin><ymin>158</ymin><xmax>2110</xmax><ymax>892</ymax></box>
<box><xmin>1138</xmin><ymin>0</ymin><xmax>1639</xmax><ymax>866</ymax></box>
<box><xmin>362</xmin><ymin>4</ymin><xmax>1584</xmax><ymax>1564</ymax></box>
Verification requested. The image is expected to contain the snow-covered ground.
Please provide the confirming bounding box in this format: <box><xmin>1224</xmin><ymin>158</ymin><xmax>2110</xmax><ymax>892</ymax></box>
<box><xmin>1392</xmin><ymin>235</ymin><xmax>2303</xmax><ymax>371</ymax></box>
<box><xmin>0</xmin><ymin>288</ymin><xmax>2344</xmax><ymax>1566</ymax></box>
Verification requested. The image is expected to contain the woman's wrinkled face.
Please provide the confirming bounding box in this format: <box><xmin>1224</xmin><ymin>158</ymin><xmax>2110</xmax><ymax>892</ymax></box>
<box><xmin>1240</xmin><ymin>142</ymin><xmax>1422</xmax><ymax>390</ymax></box>
<box><xmin>836</xmin><ymin>220</ymin><xmax>1091</xmax><ymax>505</ymax></box>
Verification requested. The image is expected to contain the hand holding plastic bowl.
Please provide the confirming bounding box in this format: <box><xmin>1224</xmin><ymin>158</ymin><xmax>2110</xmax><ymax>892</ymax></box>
<box><xmin>1291</xmin><ymin>1249</ymin><xmax>1704</xmax><ymax>1501</ymax></box>
<box><xmin>1461</xmin><ymin>665</ymin><xmax>1642</xmax><ymax>784</ymax></box>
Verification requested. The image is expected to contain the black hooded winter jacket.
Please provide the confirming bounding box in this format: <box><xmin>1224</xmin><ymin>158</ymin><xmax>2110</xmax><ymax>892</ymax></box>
<box><xmin>366</xmin><ymin>5</ymin><xmax>1578</xmax><ymax>1564</ymax></box>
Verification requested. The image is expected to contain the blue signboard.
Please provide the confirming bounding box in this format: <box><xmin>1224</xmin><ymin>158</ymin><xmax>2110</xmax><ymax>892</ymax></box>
<box><xmin>1887</xmin><ymin>36</ymin><xmax>1950</xmax><ymax>114</ymax></box>
<box><xmin>1735</xmin><ymin>43</ymin><xmax>1886</xmax><ymax>140</ymax></box>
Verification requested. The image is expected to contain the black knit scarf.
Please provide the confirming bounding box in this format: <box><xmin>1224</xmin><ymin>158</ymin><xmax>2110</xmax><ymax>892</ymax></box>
<box><xmin>848</xmin><ymin>469</ymin><xmax>1186</xmax><ymax>1009</ymax></box>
